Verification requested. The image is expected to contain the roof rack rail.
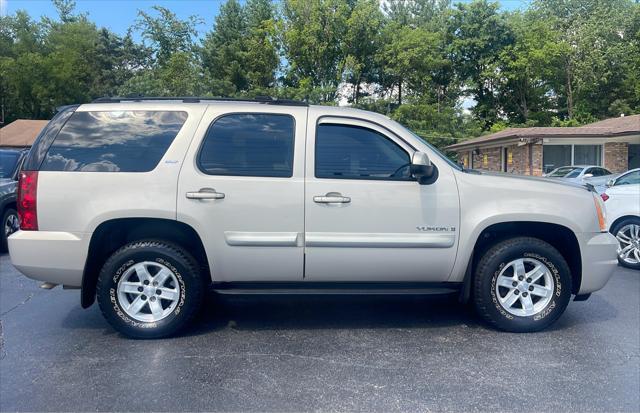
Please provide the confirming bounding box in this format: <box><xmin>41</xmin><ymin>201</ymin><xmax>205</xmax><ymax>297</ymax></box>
<box><xmin>91</xmin><ymin>95</ymin><xmax>309</xmax><ymax>106</ymax></box>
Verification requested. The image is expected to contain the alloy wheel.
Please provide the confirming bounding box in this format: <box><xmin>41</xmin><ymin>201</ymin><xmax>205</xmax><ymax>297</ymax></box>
<box><xmin>4</xmin><ymin>212</ymin><xmax>19</xmax><ymax>237</ymax></box>
<box><xmin>616</xmin><ymin>224</ymin><xmax>640</xmax><ymax>265</ymax></box>
<box><xmin>117</xmin><ymin>261</ymin><xmax>181</xmax><ymax>323</ymax></box>
<box><xmin>495</xmin><ymin>258</ymin><xmax>555</xmax><ymax>317</ymax></box>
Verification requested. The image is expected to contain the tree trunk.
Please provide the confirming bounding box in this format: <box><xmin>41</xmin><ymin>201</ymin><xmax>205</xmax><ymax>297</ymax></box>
<box><xmin>521</xmin><ymin>78</ymin><xmax>529</xmax><ymax>121</ymax></box>
<box><xmin>398</xmin><ymin>80</ymin><xmax>402</xmax><ymax>106</ymax></box>
<box><xmin>566</xmin><ymin>62</ymin><xmax>574</xmax><ymax>119</ymax></box>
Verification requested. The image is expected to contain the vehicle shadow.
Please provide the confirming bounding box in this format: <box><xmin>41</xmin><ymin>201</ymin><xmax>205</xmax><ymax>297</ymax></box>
<box><xmin>181</xmin><ymin>293</ymin><xmax>483</xmax><ymax>337</ymax></box>
<box><xmin>59</xmin><ymin>290</ymin><xmax>619</xmax><ymax>338</ymax></box>
<box><xmin>545</xmin><ymin>293</ymin><xmax>619</xmax><ymax>332</ymax></box>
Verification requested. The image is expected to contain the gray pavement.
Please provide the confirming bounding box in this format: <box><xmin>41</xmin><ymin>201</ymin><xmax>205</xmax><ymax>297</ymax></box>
<box><xmin>1</xmin><ymin>253</ymin><xmax>639</xmax><ymax>412</ymax></box>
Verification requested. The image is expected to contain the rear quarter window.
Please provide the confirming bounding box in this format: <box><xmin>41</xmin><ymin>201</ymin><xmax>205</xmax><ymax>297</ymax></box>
<box><xmin>40</xmin><ymin>111</ymin><xmax>188</xmax><ymax>172</ymax></box>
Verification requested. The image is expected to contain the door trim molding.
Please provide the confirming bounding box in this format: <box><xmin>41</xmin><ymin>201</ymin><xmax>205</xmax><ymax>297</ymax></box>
<box><xmin>225</xmin><ymin>231</ymin><xmax>299</xmax><ymax>247</ymax></box>
<box><xmin>305</xmin><ymin>232</ymin><xmax>455</xmax><ymax>248</ymax></box>
<box><xmin>212</xmin><ymin>281</ymin><xmax>462</xmax><ymax>295</ymax></box>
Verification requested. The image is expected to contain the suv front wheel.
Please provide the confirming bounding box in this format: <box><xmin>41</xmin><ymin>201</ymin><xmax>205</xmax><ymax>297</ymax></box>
<box><xmin>96</xmin><ymin>240</ymin><xmax>205</xmax><ymax>338</ymax></box>
<box><xmin>473</xmin><ymin>237</ymin><xmax>572</xmax><ymax>332</ymax></box>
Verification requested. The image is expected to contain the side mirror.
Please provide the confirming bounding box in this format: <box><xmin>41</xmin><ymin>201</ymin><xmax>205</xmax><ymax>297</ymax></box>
<box><xmin>606</xmin><ymin>178</ymin><xmax>615</xmax><ymax>187</ymax></box>
<box><xmin>410</xmin><ymin>152</ymin><xmax>438</xmax><ymax>185</ymax></box>
<box><xmin>583</xmin><ymin>173</ymin><xmax>593</xmax><ymax>179</ymax></box>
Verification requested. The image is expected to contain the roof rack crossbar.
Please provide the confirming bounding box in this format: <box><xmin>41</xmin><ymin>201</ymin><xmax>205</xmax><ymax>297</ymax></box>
<box><xmin>91</xmin><ymin>96</ymin><xmax>308</xmax><ymax>106</ymax></box>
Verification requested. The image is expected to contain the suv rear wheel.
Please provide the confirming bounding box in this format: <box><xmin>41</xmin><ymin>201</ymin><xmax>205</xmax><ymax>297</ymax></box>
<box><xmin>96</xmin><ymin>240</ymin><xmax>205</xmax><ymax>338</ymax></box>
<box><xmin>473</xmin><ymin>237</ymin><xmax>571</xmax><ymax>332</ymax></box>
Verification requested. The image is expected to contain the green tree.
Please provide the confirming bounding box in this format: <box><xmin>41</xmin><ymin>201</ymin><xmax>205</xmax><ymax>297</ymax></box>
<box><xmin>93</xmin><ymin>29</ymin><xmax>151</xmax><ymax>97</ymax></box>
<box><xmin>134</xmin><ymin>6</ymin><xmax>201</xmax><ymax>66</ymax></box>
<box><xmin>497</xmin><ymin>12</ymin><xmax>564</xmax><ymax>124</ymax></box>
<box><xmin>280</xmin><ymin>0</ymin><xmax>351</xmax><ymax>102</ymax></box>
<box><xmin>533</xmin><ymin>0</ymin><xmax>637</xmax><ymax>119</ymax></box>
<box><xmin>202</xmin><ymin>0</ymin><xmax>247</xmax><ymax>95</ymax></box>
<box><xmin>244</xmin><ymin>0</ymin><xmax>279</xmax><ymax>92</ymax></box>
<box><xmin>201</xmin><ymin>0</ymin><xmax>278</xmax><ymax>95</ymax></box>
<box><xmin>377</xmin><ymin>24</ymin><xmax>444</xmax><ymax>106</ymax></box>
<box><xmin>343</xmin><ymin>0</ymin><xmax>384</xmax><ymax>104</ymax></box>
<box><xmin>449</xmin><ymin>0</ymin><xmax>514</xmax><ymax>128</ymax></box>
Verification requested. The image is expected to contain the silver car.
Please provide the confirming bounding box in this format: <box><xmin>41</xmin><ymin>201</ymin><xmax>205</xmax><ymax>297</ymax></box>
<box><xmin>545</xmin><ymin>165</ymin><xmax>614</xmax><ymax>191</ymax></box>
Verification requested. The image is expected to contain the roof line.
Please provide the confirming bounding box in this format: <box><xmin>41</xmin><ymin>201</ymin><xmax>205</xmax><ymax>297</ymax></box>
<box><xmin>91</xmin><ymin>96</ymin><xmax>309</xmax><ymax>107</ymax></box>
<box><xmin>447</xmin><ymin>130</ymin><xmax>639</xmax><ymax>150</ymax></box>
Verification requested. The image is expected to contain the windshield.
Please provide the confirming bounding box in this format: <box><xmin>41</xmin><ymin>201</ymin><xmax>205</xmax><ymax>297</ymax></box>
<box><xmin>399</xmin><ymin>125</ymin><xmax>462</xmax><ymax>171</ymax></box>
<box><xmin>0</xmin><ymin>151</ymin><xmax>20</xmax><ymax>179</ymax></box>
<box><xmin>548</xmin><ymin>166</ymin><xmax>582</xmax><ymax>177</ymax></box>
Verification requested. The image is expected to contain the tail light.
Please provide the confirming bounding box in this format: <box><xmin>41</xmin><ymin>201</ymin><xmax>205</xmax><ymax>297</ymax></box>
<box><xmin>17</xmin><ymin>171</ymin><xmax>38</xmax><ymax>231</ymax></box>
<box><xmin>600</xmin><ymin>193</ymin><xmax>609</xmax><ymax>202</ymax></box>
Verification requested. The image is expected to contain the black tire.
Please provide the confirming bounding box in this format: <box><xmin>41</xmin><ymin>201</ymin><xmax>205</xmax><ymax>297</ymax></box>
<box><xmin>1</xmin><ymin>208</ymin><xmax>19</xmax><ymax>253</ymax></box>
<box><xmin>96</xmin><ymin>240</ymin><xmax>205</xmax><ymax>339</ymax></box>
<box><xmin>610</xmin><ymin>217</ymin><xmax>640</xmax><ymax>270</ymax></box>
<box><xmin>473</xmin><ymin>237</ymin><xmax>572</xmax><ymax>333</ymax></box>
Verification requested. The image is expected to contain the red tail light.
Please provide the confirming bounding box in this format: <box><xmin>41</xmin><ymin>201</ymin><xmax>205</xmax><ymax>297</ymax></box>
<box><xmin>17</xmin><ymin>171</ymin><xmax>38</xmax><ymax>231</ymax></box>
<box><xmin>600</xmin><ymin>193</ymin><xmax>609</xmax><ymax>202</ymax></box>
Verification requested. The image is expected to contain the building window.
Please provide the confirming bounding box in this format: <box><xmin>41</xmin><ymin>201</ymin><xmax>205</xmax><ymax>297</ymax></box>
<box><xmin>573</xmin><ymin>144</ymin><xmax>602</xmax><ymax>166</ymax></box>
<box><xmin>629</xmin><ymin>144</ymin><xmax>640</xmax><ymax>169</ymax></box>
<box><xmin>543</xmin><ymin>145</ymin><xmax>571</xmax><ymax>173</ymax></box>
<box><xmin>461</xmin><ymin>153</ymin><xmax>469</xmax><ymax>168</ymax></box>
<box><xmin>543</xmin><ymin>144</ymin><xmax>603</xmax><ymax>173</ymax></box>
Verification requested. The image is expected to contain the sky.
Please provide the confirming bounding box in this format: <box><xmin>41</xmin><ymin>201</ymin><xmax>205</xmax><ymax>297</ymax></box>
<box><xmin>1</xmin><ymin>0</ymin><xmax>227</xmax><ymax>38</ymax></box>
<box><xmin>1</xmin><ymin>0</ymin><xmax>531</xmax><ymax>39</ymax></box>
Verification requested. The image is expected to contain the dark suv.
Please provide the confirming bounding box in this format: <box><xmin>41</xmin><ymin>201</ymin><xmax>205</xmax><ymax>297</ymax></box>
<box><xmin>1</xmin><ymin>148</ymin><xmax>28</xmax><ymax>252</ymax></box>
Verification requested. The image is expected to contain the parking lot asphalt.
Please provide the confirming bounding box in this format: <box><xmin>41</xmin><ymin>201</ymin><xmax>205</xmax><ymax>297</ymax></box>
<box><xmin>1</xmin><ymin>253</ymin><xmax>638</xmax><ymax>412</ymax></box>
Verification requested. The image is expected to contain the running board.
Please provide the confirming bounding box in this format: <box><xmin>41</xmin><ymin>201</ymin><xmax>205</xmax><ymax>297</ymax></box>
<box><xmin>212</xmin><ymin>282</ymin><xmax>461</xmax><ymax>295</ymax></box>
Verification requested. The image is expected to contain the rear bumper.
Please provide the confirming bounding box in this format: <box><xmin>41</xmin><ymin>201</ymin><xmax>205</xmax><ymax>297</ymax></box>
<box><xmin>8</xmin><ymin>230</ymin><xmax>89</xmax><ymax>287</ymax></box>
<box><xmin>577</xmin><ymin>232</ymin><xmax>618</xmax><ymax>295</ymax></box>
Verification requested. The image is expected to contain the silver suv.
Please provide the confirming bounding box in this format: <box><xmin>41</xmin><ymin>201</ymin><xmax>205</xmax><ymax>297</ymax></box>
<box><xmin>9</xmin><ymin>97</ymin><xmax>618</xmax><ymax>338</ymax></box>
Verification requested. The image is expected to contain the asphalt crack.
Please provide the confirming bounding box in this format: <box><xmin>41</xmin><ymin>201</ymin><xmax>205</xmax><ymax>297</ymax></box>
<box><xmin>0</xmin><ymin>292</ymin><xmax>35</xmax><ymax>318</ymax></box>
<box><xmin>0</xmin><ymin>320</ymin><xmax>5</xmax><ymax>360</ymax></box>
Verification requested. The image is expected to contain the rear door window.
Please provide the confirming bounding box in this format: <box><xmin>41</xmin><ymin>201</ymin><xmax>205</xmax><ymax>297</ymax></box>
<box><xmin>198</xmin><ymin>114</ymin><xmax>295</xmax><ymax>178</ymax></box>
<box><xmin>40</xmin><ymin>111</ymin><xmax>188</xmax><ymax>172</ymax></box>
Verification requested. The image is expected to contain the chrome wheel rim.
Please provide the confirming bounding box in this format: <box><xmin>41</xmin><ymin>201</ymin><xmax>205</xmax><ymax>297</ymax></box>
<box><xmin>4</xmin><ymin>213</ymin><xmax>19</xmax><ymax>237</ymax></box>
<box><xmin>495</xmin><ymin>258</ymin><xmax>555</xmax><ymax>317</ymax></box>
<box><xmin>117</xmin><ymin>261</ymin><xmax>181</xmax><ymax>323</ymax></box>
<box><xmin>616</xmin><ymin>224</ymin><xmax>640</xmax><ymax>265</ymax></box>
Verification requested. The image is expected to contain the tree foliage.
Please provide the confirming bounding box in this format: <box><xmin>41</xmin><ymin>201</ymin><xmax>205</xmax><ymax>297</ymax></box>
<box><xmin>1</xmin><ymin>0</ymin><xmax>639</xmax><ymax>149</ymax></box>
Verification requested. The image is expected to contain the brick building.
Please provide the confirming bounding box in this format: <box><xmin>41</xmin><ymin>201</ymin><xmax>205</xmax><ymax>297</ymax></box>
<box><xmin>446</xmin><ymin>115</ymin><xmax>640</xmax><ymax>175</ymax></box>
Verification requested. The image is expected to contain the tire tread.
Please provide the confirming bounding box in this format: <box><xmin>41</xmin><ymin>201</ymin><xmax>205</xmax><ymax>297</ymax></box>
<box><xmin>473</xmin><ymin>236</ymin><xmax>571</xmax><ymax>332</ymax></box>
<box><xmin>96</xmin><ymin>239</ymin><xmax>204</xmax><ymax>339</ymax></box>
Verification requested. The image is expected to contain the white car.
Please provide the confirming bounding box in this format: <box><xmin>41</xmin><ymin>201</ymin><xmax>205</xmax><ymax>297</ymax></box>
<box><xmin>8</xmin><ymin>97</ymin><xmax>618</xmax><ymax>338</ymax></box>
<box><xmin>546</xmin><ymin>165</ymin><xmax>614</xmax><ymax>192</ymax></box>
<box><xmin>601</xmin><ymin>168</ymin><xmax>640</xmax><ymax>269</ymax></box>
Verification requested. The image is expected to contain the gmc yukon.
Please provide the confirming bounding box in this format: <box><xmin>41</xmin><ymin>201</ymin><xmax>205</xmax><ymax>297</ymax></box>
<box><xmin>8</xmin><ymin>97</ymin><xmax>618</xmax><ymax>338</ymax></box>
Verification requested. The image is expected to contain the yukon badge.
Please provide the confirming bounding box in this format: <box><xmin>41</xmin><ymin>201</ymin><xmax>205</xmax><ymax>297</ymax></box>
<box><xmin>416</xmin><ymin>226</ymin><xmax>456</xmax><ymax>232</ymax></box>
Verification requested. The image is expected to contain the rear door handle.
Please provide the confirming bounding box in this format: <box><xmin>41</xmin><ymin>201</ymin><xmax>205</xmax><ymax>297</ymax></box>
<box><xmin>313</xmin><ymin>192</ymin><xmax>351</xmax><ymax>204</ymax></box>
<box><xmin>186</xmin><ymin>188</ymin><xmax>225</xmax><ymax>200</ymax></box>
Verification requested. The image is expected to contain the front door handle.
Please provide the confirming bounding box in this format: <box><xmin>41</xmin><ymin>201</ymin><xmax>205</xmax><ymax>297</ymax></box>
<box><xmin>313</xmin><ymin>192</ymin><xmax>351</xmax><ymax>204</ymax></box>
<box><xmin>186</xmin><ymin>188</ymin><xmax>225</xmax><ymax>200</ymax></box>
